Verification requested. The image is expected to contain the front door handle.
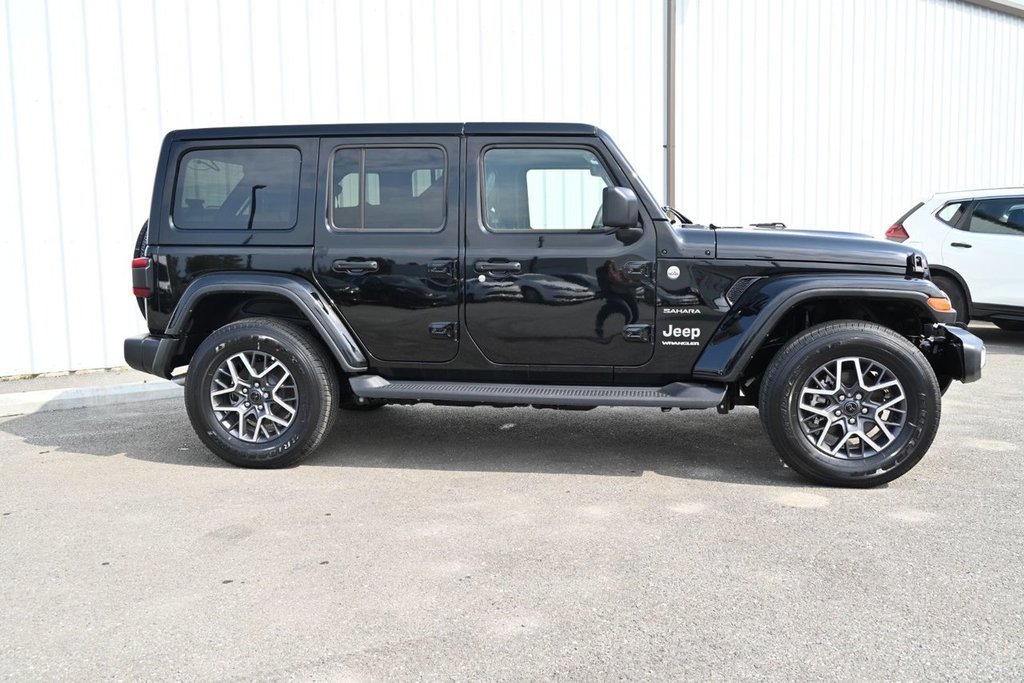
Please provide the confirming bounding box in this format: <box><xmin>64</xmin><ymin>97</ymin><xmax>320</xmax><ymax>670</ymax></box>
<box><xmin>950</xmin><ymin>242</ymin><xmax>973</xmax><ymax>248</ymax></box>
<box><xmin>333</xmin><ymin>259</ymin><xmax>380</xmax><ymax>274</ymax></box>
<box><xmin>475</xmin><ymin>260</ymin><xmax>522</xmax><ymax>274</ymax></box>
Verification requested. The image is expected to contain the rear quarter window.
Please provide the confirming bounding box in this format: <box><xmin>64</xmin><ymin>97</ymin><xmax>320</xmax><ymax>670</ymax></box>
<box><xmin>173</xmin><ymin>147</ymin><xmax>301</xmax><ymax>230</ymax></box>
<box><xmin>935</xmin><ymin>201</ymin><xmax>966</xmax><ymax>226</ymax></box>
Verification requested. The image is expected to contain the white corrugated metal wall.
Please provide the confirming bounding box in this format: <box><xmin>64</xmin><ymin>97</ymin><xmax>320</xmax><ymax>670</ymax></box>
<box><xmin>1</xmin><ymin>0</ymin><xmax>1021</xmax><ymax>376</ymax></box>
<box><xmin>673</xmin><ymin>0</ymin><xmax>1024</xmax><ymax>231</ymax></box>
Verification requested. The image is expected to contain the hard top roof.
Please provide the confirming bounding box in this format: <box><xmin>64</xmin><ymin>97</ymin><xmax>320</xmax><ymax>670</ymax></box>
<box><xmin>168</xmin><ymin>122</ymin><xmax>601</xmax><ymax>141</ymax></box>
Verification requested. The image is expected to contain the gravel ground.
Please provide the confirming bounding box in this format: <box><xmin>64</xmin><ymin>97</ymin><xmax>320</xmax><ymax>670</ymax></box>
<box><xmin>0</xmin><ymin>324</ymin><xmax>1021</xmax><ymax>681</ymax></box>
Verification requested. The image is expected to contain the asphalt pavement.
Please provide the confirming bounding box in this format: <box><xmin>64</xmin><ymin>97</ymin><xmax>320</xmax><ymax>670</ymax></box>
<box><xmin>1</xmin><ymin>325</ymin><xmax>1022</xmax><ymax>681</ymax></box>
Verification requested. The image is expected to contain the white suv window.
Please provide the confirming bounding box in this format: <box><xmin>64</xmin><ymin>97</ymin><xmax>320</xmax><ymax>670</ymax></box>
<box><xmin>936</xmin><ymin>202</ymin><xmax>964</xmax><ymax>225</ymax></box>
<box><xmin>968</xmin><ymin>198</ymin><xmax>1024</xmax><ymax>236</ymax></box>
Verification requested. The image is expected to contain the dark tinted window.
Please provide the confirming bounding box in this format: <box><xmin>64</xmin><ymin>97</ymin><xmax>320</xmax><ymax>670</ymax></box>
<box><xmin>482</xmin><ymin>148</ymin><xmax>613</xmax><ymax>230</ymax></box>
<box><xmin>968</xmin><ymin>198</ymin><xmax>1024</xmax><ymax>236</ymax></box>
<box><xmin>173</xmin><ymin>147</ymin><xmax>300</xmax><ymax>229</ymax></box>
<box><xmin>330</xmin><ymin>147</ymin><xmax>445</xmax><ymax>230</ymax></box>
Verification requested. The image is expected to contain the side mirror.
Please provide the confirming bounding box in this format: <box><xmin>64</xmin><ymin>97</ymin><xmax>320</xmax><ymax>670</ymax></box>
<box><xmin>602</xmin><ymin>186</ymin><xmax>639</xmax><ymax>228</ymax></box>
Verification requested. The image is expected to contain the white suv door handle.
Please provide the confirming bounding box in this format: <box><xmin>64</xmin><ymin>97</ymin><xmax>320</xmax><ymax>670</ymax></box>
<box><xmin>950</xmin><ymin>242</ymin><xmax>973</xmax><ymax>248</ymax></box>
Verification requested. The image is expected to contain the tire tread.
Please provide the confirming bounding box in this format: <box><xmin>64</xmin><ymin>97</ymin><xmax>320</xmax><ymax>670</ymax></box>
<box><xmin>185</xmin><ymin>317</ymin><xmax>340</xmax><ymax>468</ymax></box>
<box><xmin>758</xmin><ymin>320</ymin><xmax>941</xmax><ymax>487</ymax></box>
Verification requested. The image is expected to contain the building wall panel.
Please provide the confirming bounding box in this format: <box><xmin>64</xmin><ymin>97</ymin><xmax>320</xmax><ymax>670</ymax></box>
<box><xmin>673</xmin><ymin>0</ymin><xmax>1024</xmax><ymax>234</ymax></box>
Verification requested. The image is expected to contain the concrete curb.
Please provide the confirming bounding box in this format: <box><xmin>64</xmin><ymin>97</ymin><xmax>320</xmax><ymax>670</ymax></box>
<box><xmin>0</xmin><ymin>381</ymin><xmax>183</xmax><ymax>418</ymax></box>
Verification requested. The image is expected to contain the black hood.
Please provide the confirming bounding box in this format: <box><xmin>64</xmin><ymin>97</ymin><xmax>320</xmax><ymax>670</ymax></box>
<box><xmin>712</xmin><ymin>227</ymin><xmax>921</xmax><ymax>269</ymax></box>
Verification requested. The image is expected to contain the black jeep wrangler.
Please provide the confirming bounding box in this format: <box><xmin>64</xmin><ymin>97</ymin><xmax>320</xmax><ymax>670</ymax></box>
<box><xmin>126</xmin><ymin>123</ymin><xmax>984</xmax><ymax>486</ymax></box>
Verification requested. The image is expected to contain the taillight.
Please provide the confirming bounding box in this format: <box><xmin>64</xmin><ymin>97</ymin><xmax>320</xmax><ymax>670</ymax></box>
<box><xmin>885</xmin><ymin>224</ymin><xmax>910</xmax><ymax>242</ymax></box>
<box><xmin>132</xmin><ymin>257</ymin><xmax>152</xmax><ymax>297</ymax></box>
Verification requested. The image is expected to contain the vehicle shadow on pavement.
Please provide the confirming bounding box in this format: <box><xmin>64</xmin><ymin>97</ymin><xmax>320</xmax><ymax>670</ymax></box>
<box><xmin>308</xmin><ymin>405</ymin><xmax>804</xmax><ymax>486</ymax></box>
<box><xmin>0</xmin><ymin>399</ymin><xmax>226</xmax><ymax>468</ymax></box>
<box><xmin>0</xmin><ymin>398</ymin><xmax>804</xmax><ymax>486</ymax></box>
<box><xmin>968</xmin><ymin>323</ymin><xmax>1024</xmax><ymax>354</ymax></box>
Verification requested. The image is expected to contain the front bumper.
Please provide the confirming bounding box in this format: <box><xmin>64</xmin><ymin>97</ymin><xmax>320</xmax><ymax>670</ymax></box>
<box><xmin>929</xmin><ymin>324</ymin><xmax>985</xmax><ymax>384</ymax></box>
<box><xmin>124</xmin><ymin>334</ymin><xmax>178</xmax><ymax>378</ymax></box>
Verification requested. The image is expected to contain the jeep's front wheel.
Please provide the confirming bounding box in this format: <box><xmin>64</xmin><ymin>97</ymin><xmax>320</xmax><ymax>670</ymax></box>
<box><xmin>758</xmin><ymin>321</ymin><xmax>941</xmax><ymax>487</ymax></box>
<box><xmin>185</xmin><ymin>318</ymin><xmax>339</xmax><ymax>468</ymax></box>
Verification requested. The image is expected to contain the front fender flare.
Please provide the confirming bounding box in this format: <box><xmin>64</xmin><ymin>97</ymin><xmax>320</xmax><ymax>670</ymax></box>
<box><xmin>164</xmin><ymin>273</ymin><xmax>368</xmax><ymax>374</ymax></box>
<box><xmin>692</xmin><ymin>274</ymin><xmax>952</xmax><ymax>382</ymax></box>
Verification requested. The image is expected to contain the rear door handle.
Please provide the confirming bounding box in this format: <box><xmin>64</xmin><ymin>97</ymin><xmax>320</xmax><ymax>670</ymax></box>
<box><xmin>474</xmin><ymin>260</ymin><xmax>522</xmax><ymax>274</ymax></box>
<box><xmin>333</xmin><ymin>259</ymin><xmax>380</xmax><ymax>273</ymax></box>
<box><xmin>950</xmin><ymin>242</ymin><xmax>973</xmax><ymax>248</ymax></box>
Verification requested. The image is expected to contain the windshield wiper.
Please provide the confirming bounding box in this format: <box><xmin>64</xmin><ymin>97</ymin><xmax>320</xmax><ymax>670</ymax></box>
<box><xmin>661</xmin><ymin>205</ymin><xmax>693</xmax><ymax>225</ymax></box>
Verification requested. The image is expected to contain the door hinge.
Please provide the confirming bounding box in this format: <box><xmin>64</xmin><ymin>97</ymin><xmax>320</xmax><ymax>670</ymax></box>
<box><xmin>429</xmin><ymin>321</ymin><xmax>458</xmax><ymax>340</ymax></box>
<box><xmin>622</xmin><ymin>324</ymin><xmax>652</xmax><ymax>343</ymax></box>
<box><xmin>427</xmin><ymin>259</ymin><xmax>457</xmax><ymax>279</ymax></box>
<box><xmin>623</xmin><ymin>261</ymin><xmax>652</xmax><ymax>279</ymax></box>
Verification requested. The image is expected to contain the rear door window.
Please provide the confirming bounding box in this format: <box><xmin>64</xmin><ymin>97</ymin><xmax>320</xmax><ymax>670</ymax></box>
<box><xmin>330</xmin><ymin>147</ymin><xmax>446</xmax><ymax>230</ymax></box>
<box><xmin>967</xmin><ymin>198</ymin><xmax>1024</xmax><ymax>236</ymax></box>
<box><xmin>173</xmin><ymin>147</ymin><xmax>301</xmax><ymax>230</ymax></box>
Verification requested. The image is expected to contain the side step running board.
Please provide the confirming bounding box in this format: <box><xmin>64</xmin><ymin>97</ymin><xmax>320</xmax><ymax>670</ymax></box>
<box><xmin>349</xmin><ymin>375</ymin><xmax>727</xmax><ymax>409</ymax></box>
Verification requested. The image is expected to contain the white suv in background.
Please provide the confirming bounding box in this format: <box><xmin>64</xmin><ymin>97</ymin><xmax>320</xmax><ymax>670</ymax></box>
<box><xmin>886</xmin><ymin>187</ymin><xmax>1024</xmax><ymax>331</ymax></box>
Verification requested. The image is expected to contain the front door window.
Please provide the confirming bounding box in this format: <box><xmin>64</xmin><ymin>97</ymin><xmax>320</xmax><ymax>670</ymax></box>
<box><xmin>482</xmin><ymin>148</ymin><xmax>613</xmax><ymax>231</ymax></box>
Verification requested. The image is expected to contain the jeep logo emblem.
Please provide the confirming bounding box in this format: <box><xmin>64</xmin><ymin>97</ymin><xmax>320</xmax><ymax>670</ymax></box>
<box><xmin>663</xmin><ymin>325</ymin><xmax>701</xmax><ymax>339</ymax></box>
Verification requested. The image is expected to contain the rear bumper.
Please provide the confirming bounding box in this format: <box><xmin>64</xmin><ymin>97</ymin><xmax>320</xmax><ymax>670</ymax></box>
<box><xmin>124</xmin><ymin>335</ymin><xmax>177</xmax><ymax>378</ymax></box>
<box><xmin>932</xmin><ymin>324</ymin><xmax>985</xmax><ymax>384</ymax></box>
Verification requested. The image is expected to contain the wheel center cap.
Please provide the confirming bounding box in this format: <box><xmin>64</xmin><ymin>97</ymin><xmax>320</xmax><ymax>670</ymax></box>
<box><xmin>843</xmin><ymin>401</ymin><xmax>860</xmax><ymax>414</ymax></box>
<box><xmin>248</xmin><ymin>389</ymin><xmax>264</xmax><ymax>405</ymax></box>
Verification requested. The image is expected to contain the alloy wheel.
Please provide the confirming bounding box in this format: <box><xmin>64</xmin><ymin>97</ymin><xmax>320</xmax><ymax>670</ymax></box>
<box><xmin>209</xmin><ymin>350</ymin><xmax>298</xmax><ymax>443</ymax></box>
<box><xmin>797</xmin><ymin>356</ymin><xmax>907</xmax><ymax>459</ymax></box>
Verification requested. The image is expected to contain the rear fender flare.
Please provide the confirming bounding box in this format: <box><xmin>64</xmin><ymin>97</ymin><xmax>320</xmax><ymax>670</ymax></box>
<box><xmin>165</xmin><ymin>273</ymin><xmax>368</xmax><ymax>373</ymax></box>
<box><xmin>692</xmin><ymin>274</ymin><xmax>951</xmax><ymax>382</ymax></box>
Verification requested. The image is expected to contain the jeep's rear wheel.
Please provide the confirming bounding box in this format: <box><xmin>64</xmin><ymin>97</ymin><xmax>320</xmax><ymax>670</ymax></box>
<box><xmin>185</xmin><ymin>317</ymin><xmax>339</xmax><ymax>468</ymax></box>
<box><xmin>758</xmin><ymin>321</ymin><xmax>941</xmax><ymax>487</ymax></box>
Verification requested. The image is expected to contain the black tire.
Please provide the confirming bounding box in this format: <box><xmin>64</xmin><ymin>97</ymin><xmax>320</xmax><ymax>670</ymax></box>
<box><xmin>133</xmin><ymin>222</ymin><xmax>149</xmax><ymax>318</ymax></box>
<box><xmin>932</xmin><ymin>274</ymin><xmax>969</xmax><ymax>324</ymax></box>
<box><xmin>758</xmin><ymin>320</ymin><xmax>941</xmax><ymax>487</ymax></box>
<box><xmin>185</xmin><ymin>317</ymin><xmax>340</xmax><ymax>468</ymax></box>
<box><xmin>994</xmin><ymin>320</ymin><xmax>1024</xmax><ymax>332</ymax></box>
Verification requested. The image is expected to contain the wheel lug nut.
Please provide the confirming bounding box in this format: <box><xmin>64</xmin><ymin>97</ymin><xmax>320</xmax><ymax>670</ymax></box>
<box><xmin>855</xmin><ymin>393</ymin><xmax>862</xmax><ymax>400</ymax></box>
<box><xmin>263</xmin><ymin>393</ymin><xmax>269</xmax><ymax>398</ymax></box>
<box><xmin>861</xmin><ymin>407</ymin><xmax>868</xmax><ymax>414</ymax></box>
<box><xmin>848</xmin><ymin>418</ymin><xmax>855</xmax><ymax>424</ymax></box>
<box><xmin>245</xmin><ymin>401</ymin><xmax>250</xmax><ymax>407</ymax></box>
<box><xmin>838</xmin><ymin>395</ymin><xmax>845</xmax><ymax>400</ymax></box>
<box><xmin>834</xmin><ymin>410</ymin><xmax>842</xmax><ymax>416</ymax></box>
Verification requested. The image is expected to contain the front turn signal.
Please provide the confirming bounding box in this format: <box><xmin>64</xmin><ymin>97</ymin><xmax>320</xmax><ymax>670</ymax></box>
<box><xmin>927</xmin><ymin>296</ymin><xmax>952</xmax><ymax>312</ymax></box>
